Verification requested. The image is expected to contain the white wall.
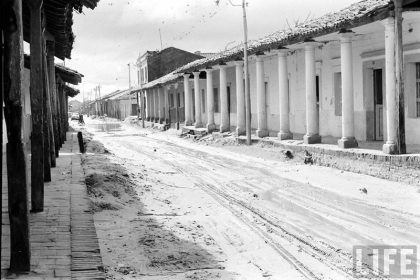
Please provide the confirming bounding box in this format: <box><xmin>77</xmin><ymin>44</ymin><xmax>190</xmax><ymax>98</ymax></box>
<box><xmin>180</xmin><ymin>13</ymin><xmax>420</xmax><ymax>145</ymax></box>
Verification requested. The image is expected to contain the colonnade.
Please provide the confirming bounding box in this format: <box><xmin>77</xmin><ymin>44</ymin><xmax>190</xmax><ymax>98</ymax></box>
<box><xmin>143</xmin><ymin>20</ymin><xmax>405</xmax><ymax>154</ymax></box>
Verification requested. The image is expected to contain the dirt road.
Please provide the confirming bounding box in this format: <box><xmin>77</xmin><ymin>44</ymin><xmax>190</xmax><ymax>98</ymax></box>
<box><xmin>80</xmin><ymin>120</ymin><xmax>420</xmax><ymax>280</ymax></box>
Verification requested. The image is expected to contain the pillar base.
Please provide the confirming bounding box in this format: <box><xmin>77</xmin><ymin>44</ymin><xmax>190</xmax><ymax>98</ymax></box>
<box><xmin>256</xmin><ymin>129</ymin><xmax>269</xmax><ymax>138</ymax></box>
<box><xmin>159</xmin><ymin>118</ymin><xmax>164</xmax><ymax>124</ymax></box>
<box><xmin>146</xmin><ymin>117</ymin><xmax>151</xmax><ymax>121</ymax></box>
<box><xmin>236</xmin><ymin>127</ymin><xmax>246</xmax><ymax>136</ymax></box>
<box><xmin>303</xmin><ymin>134</ymin><xmax>321</xmax><ymax>144</ymax></box>
<box><xmin>206</xmin><ymin>123</ymin><xmax>216</xmax><ymax>133</ymax></box>
<box><xmin>338</xmin><ymin>137</ymin><xmax>358</xmax><ymax>149</ymax></box>
<box><xmin>382</xmin><ymin>142</ymin><xmax>398</xmax><ymax>154</ymax></box>
<box><xmin>220</xmin><ymin>125</ymin><xmax>230</xmax><ymax>133</ymax></box>
<box><xmin>278</xmin><ymin>132</ymin><xmax>293</xmax><ymax>140</ymax></box>
<box><xmin>185</xmin><ymin>120</ymin><xmax>193</xmax><ymax>127</ymax></box>
<box><xmin>194</xmin><ymin>122</ymin><xmax>203</xmax><ymax>128</ymax></box>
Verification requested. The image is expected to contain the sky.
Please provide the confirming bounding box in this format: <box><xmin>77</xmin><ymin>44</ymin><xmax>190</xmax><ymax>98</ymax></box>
<box><xmin>67</xmin><ymin>0</ymin><xmax>357</xmax><ymax>101</ymax></box>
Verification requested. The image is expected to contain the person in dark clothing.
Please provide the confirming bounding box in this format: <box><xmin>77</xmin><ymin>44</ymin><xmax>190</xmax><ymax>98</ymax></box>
<box><xmin>78</xmin><ymin>113</ymin><xmax>84</xmax><ymax>125</ymax></box>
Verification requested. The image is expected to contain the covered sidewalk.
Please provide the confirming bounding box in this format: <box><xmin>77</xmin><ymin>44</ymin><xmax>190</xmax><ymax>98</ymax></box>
<box><xmin>1</xmin><ymin>132</ymin><xmax>105</xmax><ymax>279</ymax></box>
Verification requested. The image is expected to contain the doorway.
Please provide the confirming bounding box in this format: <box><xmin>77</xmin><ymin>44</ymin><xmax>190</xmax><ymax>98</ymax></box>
<box><xmin>373</xmin><ymin>69</ymin><xmax>384</xmax><ymax>141</ymax></box>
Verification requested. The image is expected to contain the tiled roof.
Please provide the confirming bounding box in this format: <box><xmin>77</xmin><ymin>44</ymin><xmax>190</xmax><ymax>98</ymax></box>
<box><xmin>132</xmin><ymin>0</ymin><xmax>417</xmax><ymax>91</ymax></box>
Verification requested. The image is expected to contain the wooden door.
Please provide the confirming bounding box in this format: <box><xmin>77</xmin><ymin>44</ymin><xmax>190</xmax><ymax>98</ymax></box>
<box><xmin>373</xmin><ymin>69</ymin><xmax>384</xmax><ymax>141</ymax></box>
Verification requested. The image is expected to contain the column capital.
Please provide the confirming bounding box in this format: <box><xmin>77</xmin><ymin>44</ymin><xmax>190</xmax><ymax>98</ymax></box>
<box><xmin>339</xmin><ymin>29</ymin><xmax>355</xmax><ymax>42</ymax></box>
<box><xmin>192</xmin><ymin>71</ymin><xmax>200</xmax><ymax>77</ymax></box>
<box><xmin>204</xmin><ymin>68</ymin><xmax>214</xmax><ymax>73</ymax></box>
<box><xmin>214</xmin><ymin>64</ymin><xmax>228</xmax><ymax>70</ymax></box>
<box><xmin>256</xmin><ymin>55</ymin><xmax>265</xmax><ymax>62</ymax></box>
<box><xmin>381</xmin><ymin>17</ymin><xmax>395</xmax><ymax>28</ymax></box>
<box><xmin>273</xmin><ymin>47</ymin><xmax>289</xmax><ymax>57</ymax></box>
<box><xmin>234</xmin><ymin>60</ymin><xmax>244</xmax><ymax>66</ymax></box>
<box><xmin>304</xmin><ymin>39</ymin><xmax>319</xmax><ymax>50</ymax></box>
<box><xmin>183</xmin><ymin>73</ymin><xmax>191</xmax><ymax>79</ymax></box>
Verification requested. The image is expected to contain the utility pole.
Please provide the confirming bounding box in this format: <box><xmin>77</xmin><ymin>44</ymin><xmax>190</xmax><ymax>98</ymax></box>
<box><xmin>98</xmin><ymin>84</ymin><xmax>102</xmax><ymax>116</ymax></box>
<box><xmin>128</xmin><ymin>63</ymin><xmax>134</xmax><ymax>116</ymax></box>
<box><xmin>242</xmin><ymin>0</ymin><xmax>252</xmax><ymax>145</ymax></box>
<box><xmin>159</xmin><ymin>28</ymin><xmax>163</xmax><ymax>51</ymax></box>
<box><xmin>394</xmin><ymin>0</ymin><xmax>406</xmax><ymax>154</ymax></box>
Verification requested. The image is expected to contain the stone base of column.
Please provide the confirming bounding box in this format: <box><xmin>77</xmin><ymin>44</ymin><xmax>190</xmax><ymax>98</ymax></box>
<box><xmin>338</xmin><ymin>137</ymin><xmax>358</xmax><ymax>149</ymax></box>
<box><xmin>278</xmin><ymin>131</ymin><xmax>293</xmax><ymax>140</ymax></box>
<box><xmin>159</xmin><ymin>118</ymin><xmax>164</xmax><ymax>124</ymax></box>
<box><xmin>185</xmin><ymin>120</ymin><xmax>193</xmax><ymax>127</ymax></box>
<box><xmin>382</xmin><ymin>142</ymin><xmax>398</xmax><ymax>154</ymax></box>
<box><xmin>236</xmin><ymin>127</ymin><xmax>246</xmax><ymax>136</ymax></box>
<box><xmin>206</xmin><ymin>123</ymin><xmax>216</xmax><ymax>133</ymax></box>
<box><xmin>220</xmin><ymin>125</ymin><xmax>230</xmax><ymax>133</ymax></box>
<box><xmin>146</xmin><ymin>117</ymin><xmax>151</xmax><ymax>121</ymax></box>
<box><xmin>303</xmin><ymin>134</ymin><xmax>321</xmax><ymax>144</ymax></box>
<box><xmin>256</xmin><ymin>129</ymin><xmax>268</xmax><ymax>138</ymax></box>
<box><xmin>194</xmin><ymin>122</ymin><xmax>203</xmax><ymax>128</ymax></box>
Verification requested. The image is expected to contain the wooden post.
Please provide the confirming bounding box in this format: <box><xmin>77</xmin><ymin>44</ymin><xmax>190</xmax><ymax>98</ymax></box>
<box><xmin>46</xmin><ymin>41</ymin><xmax>60</xmax><ymax>155</ymax></box>
<box><xmin>3</xmin><ymin>0</ymin><xmax>31</xmax><ymax>271</ymax></box>
<box><xmin>55</xmin><ymin>82</ymin><xmax>62</xmax><ymax>148</ymax></box>
<box><xmin>42</xmin><ymin>36</ymin><xmax>56</xmax><ymax>168</ymax></box>
<box><xmin>394</xmin><ymin>0</ymin><xmax>406</xmax><ymax>154</ymax></box>
<box><xmin>29</xmin><ymin>0</ymin><xmax>44</xmax><ymax>211</ymax></box>
<box><xmin>42</xmin><ymin>39</ymin><xmax>52</xmax><ymax>181</ymax></box>
<box><xmin>65</xmin><ymin>92</ymin><xmax>69</xmax><ymax>134</ymax></box>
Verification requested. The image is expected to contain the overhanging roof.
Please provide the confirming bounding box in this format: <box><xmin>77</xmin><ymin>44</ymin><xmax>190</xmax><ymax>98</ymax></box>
<box><xmin>174</xmin><ymin>0</ymin><xmax>420</xmax><ymax>74</ymax></box>
<box><xmin>22</xmin><ymin>0</ymin><xmax>100</xmax><ymax>60</ymax></box>
<box><xmin>23</xmin><ymin>54</ymin><xmax>83</xmax><ymax>85</ymax></box>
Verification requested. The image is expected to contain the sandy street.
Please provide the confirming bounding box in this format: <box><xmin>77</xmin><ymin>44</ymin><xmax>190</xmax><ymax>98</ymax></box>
<box><xmin>78</xmin><ymin>119</ymin><xmax>420</xmax><ymax>280</ymax></box>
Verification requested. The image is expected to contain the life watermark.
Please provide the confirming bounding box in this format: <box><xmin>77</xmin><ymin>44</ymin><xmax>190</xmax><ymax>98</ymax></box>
<box><xmin>353</xmin><ymin>245</ymin><xmax>417</xmax><ymax>278</ymax></box>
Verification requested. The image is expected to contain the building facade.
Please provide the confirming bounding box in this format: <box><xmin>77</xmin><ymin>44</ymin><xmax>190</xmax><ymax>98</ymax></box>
<box><xmin>136</xmin><ymin>0</ymin><xmax>420</xmax><ymax>154</ymax></box>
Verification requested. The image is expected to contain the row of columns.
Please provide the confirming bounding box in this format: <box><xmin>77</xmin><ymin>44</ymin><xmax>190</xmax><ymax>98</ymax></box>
<box><xmin>145</xmin><ymin>86</ymin><xmax>170</xmax><ymax>124</ymax></box>
<box><xmin>2</xmin><ymin>0</ymin><xmax>72</xmax><ymax>272</ymax></box>
<box><xmin>143</xmin><ymin>18</ymin><xmax>400</xmax><ymax>154</ymax></box>
<box><xmin>179</xmin><ymin>32</ymin><xmax>359</xmax><ymax>148</ymax></box>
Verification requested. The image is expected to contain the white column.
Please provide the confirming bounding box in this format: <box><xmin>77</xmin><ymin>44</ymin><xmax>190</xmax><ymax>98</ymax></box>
<box><xmin>158</xmin><ymin>86</ymin><xmax>164</xmax><ymax>123</ymax></box>
<box><xmin>303</xmin><ymin>41</ymin><xmax>321</xmax><ymax>144</ymax></box>
<box><xmin>153</xmin><ymin>87</ymin><xmax>159</xmax><ymax>122</ymax></box>
<box><xmin>164</xmin><ymin>86</ymin><xmax>169</xmax><ymax>123</ymax></box>
<box><xmin>256</xmin><ymin>56</ymin><xmax>268</xmax><ymax>137</ymax></box>
<box><xmin>277</xmin><ymin>49</ymin><xmax>292</xmax><ymax>140</ymax></box>
<box><xmin>205</xmin><ymin>69</ymin><xmax>216</xmax><ymax>132</ymax></box>
<box><xmin>146</xmin><ymin>90</ymin><xmax>151</xmax><ymax>121</ymax></box>
<box><xmin>183</xmin><ymin>74</ymin><xmax>193</xmax><ymax>126</ymax></box>
<box><xmin>382</xmin><ymin>18</ymin><xmax>398</xmax><ymax>154</ymax></box>
<box><xmin>193</xmin><ymin>71</ymin><xmax>203</xmax><ymax>127</ymax></box>
<box><xmin>149</xmin><ymin>90</ymin><xmax>155</xmax><ymax>121</ymax></box>
<box><xmin>338</xmin><ymin>31</ymin><xmax>358</xmax><ymax>148</ymax></box>
<box><xmin>219</xmin><ymin>65</ymin><xmax>230</xmax><ymax>132</ymax></box>
<box><xmin>235</xmin><ymin>61</ymin><xmax>245</xmax><ymax>136</ymax></box>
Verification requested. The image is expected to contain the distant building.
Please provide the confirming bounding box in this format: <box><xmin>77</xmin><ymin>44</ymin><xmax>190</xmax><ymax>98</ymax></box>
<box><xmin>136</xmin><ymin>47</ymin><xmax>204</xmax><ymax>86</ymax></box>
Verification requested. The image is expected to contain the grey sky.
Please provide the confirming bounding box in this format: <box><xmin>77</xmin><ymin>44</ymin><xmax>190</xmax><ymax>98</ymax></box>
<box><xmin>67</xmin><ymin>0</ymin><xmax>357</xmax><ymax>101</ymax></box>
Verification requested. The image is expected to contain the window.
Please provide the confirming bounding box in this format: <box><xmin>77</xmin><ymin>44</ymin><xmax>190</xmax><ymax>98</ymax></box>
<box><xmin>201</xmin><ymin>89</ymin><xmax>206</xmax><ymax>113</ymax></box>
<box><xmin>170</xmin><ymin>94</ymin><xmax>174</xmax><ymax>108</ymax></box>
<box><xmin>227</xmin><ymin>86</ymin><xmax>231</xmax><ymax>113</ymax></box>
<box><xmin>214</xmin><ymin>88</ymin><xmax>219</xmax><ymax>113</ymax></box>
<box><xmin>334</xmin><ymin>72</ymin><xmax>342</xmax><ymax>116</ymax></box>
<box><xmin>316</xmin><ymin>75</ymin><xmax>320</xmax><ymax>103</ymax></box>
<box><xmin>416</xmin><ymin>63</ymin><xmax>420</xmax><ymax>117</ymax></box>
